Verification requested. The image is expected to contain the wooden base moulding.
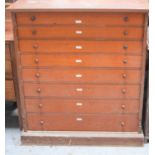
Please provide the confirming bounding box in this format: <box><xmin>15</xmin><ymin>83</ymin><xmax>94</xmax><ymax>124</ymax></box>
<box><xmin>21</xmin><ymin>131</ymin><xmax>144</xmax><ymax>146</ymax></box>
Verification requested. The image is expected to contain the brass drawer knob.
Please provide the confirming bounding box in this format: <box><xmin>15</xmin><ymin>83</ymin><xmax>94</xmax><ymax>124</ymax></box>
<box><xmin>123</xmin><ymin>45</ymin><xmax>128</xmax><ymax>50</ymax></box>
<box><xmin>34</xmin><ymin>58</ymin><xmax>39</xmax><ymax>63</ymax></box>
<box><xmin>123</xmin><ymin>31</ymin><xmax>128</xmax><ymax>36</ymax></box>
<box><xmin>122</xmin><ymin>73</ymin><xmax>127</xmax><ymax>78</ymax></box>
<box><xmin>36</xmin><ymin>88</ymin><xmax>41</xmax><ymax>93</ymax></box>
<box><xmin>40</xmin><ymin>121</ymin><xmax>44</xmax><ymax>125</ymax></box>
<box><xmin>123</xmin><ymin>16</ymin><xmax>129</xmax><ymax>22</ymax></box>
<box><xmin>121</xmin><ymin>121</ymin><xmax>125</xmax><ymax>127</ymax></box>
<box><xmin>32</xmin><ymin>30</ymin><xmax>37</xmax><ymax>35</ymax></box>
<box><xmin>33</xmin><ymin>44</ymin><xmax>39</xmax><ymax>49</ymax></box>
<box><xmin>38</xmin><ymin>103</ymin><xmax>43</xmax><ymax>108</ymax></box>
<box><xmin>35</xmin><ymin>73</ymin><xmax>40</xmax><ymax>78</ymax></box>
<box><xmin>123</xmin><ymin>59</ymin><xmax>128</xmax><ymax>64</ymax></box>
<box><xmin>122</xmin><ymin>89</ymin><xmax>126</xmax><ymax>94</ymax></box>
<box><xmin>31</xmin><ymin>16</ymin><xmax>36</xmax><ymax>21</ymax></box>
<box><xmin>121</xmin><ymin>104</ymin><xmax>125</xmax><ymax>109</ymax></box>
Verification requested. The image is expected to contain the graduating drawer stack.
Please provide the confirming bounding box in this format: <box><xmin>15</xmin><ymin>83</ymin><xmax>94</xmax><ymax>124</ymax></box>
<box><xmin>15</xmin><ymin>12</ymin><xmax>145</xmax><ymax>132</ymax></box>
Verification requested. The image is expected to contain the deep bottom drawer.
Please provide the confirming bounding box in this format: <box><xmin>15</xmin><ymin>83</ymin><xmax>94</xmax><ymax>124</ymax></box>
<box><xmin>27</xmin><ymin>113</ymin><xmax>139</xmax><ymax>132</ymax></box>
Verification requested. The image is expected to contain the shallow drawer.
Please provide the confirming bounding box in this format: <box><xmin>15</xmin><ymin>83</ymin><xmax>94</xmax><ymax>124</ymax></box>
<box><xmin>23</xmin><ymin>83</ymin><xmax>140</xmax><ymax>99</ymax></box>
<box><xmin>16</xmin><ymin>12</ymin><xmax>144</xmax><ymax>26</ymax></box>
<box><xmin>27</xmin><ymin>113</ymin><xmax>139</xmax><ymax>132</ymax></box>
<box><xmin>20</xmin><ymin>54</ymin><xmax>142</xmax><ymax>68</ymax></box>
<box><xmin>19</xmin><ymin>40</ymin><xmax>143</xmax><ymax>54</ymax></box>
<box><xmin>17</xmin><ymin>26</ymin><xmax>143</xmax><ymax>40</ymax></box>
<box><xmin>22</xmin><ymin>68</ymin><xmax>141</xmax><ymax>84</ymax></box>
<box><xmin>25</xmin><ymin>98</ymin><xmax>139</xmax><ymax>113</ymax></box>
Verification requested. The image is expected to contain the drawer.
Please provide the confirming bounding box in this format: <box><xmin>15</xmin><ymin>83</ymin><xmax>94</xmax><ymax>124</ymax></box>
<box><xmin>22</xmin><ymin>68</ymin><xmax>141</xmax><ymax>84</ymax></box>
<box><xmin>23</xmin><ymin>83</ymin><xmax>140</xmax><ymax>99</ymax></box>
<box><xmin>19</xmin><ymin>40</ymin><xmax>143</xmax><ymax>54</ymax></box>
<box><xmin>20</xmin><ymin>54</ymin><xmax>142</xmax><ymax>68</ymax></box>
<box><xmin>17</xmin><ymin>26</ymin><xmax>143</xmax><ymax>40</ymax></box>
<box><xmin>25</xmin><ymin>98</ymin><xmax>140</xmax><ymax>113</ymax></box>
<box><xmin>16</xmin><ymin>12</ymin><xmax>144</xmax><ymax>26</ymax></box>
<box><xmin>27</xmin><ymin>113</ymin><xmax>139</xmax><ymax>132</ymax></box>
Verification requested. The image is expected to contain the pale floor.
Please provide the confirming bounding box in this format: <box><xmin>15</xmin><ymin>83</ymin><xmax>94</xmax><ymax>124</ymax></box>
<box><xmin>5</xmin><ymin>105</ymin><xmax>149</xmax><ymax>155</ymax></box>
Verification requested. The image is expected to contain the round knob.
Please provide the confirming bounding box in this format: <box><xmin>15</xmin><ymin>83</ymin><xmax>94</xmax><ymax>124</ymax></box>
<box><xmin>40</xmin><ymin>121</ymin><xmax>44</xmax><ymax>125</ymax></box>
<box><xmin>31</xmin><ymin>16</ymin><xmax>36</xmax><ymax>21</ymax></box>
<box><xmin>123</xmin><ymin>31</ymin><xmax>128</xmax><ymax>36</ymax></box>
<box><xmin>123</xmin><ymin>16</ymin><xmax>129</xmax><ymax>22</ymax></box>
<box><xmin>122</xmin><ymin>89</ymin><xmax>126</xmax><ymax>94</ymax></box>
<box><xmin>33</xmin><ymin>44</ymin><xmax>39</xmax><ymax>49</ymax></box>
<box><xmin>32</xmin><ymin>30</ymin><xmax>37</xmax><ymax>35</ymax></box>
<box><xmin>35</xmin><ymin>73</ymin><xmax>40</xmax><ymax>78</ymax></box>
<box><xmin>38</xmin><ymin>103</ymin><xmax>43</xmax><ymax>108</ymax></box>
<box><xmin>122</xmin><ymin>73</ymin><xmax>127</xmax><ymax>79</ymax></box>
<box><xmin>34</xmin><ymin>58</ymin><xmax>39</xmax><ymax>63</ymax></box>
<box><xmin>121</xmin><ymin>121</ymin><xmax>125</xmax><ymax>127</ymax></box>
<box><xmin>123</xmin><ymin>59</ymin><xmax>128</xmax><ymax>64</ymax></box>
<box><xmin>121</xmin><ymin>104</ymin><xmax>125</xmax><ymax>109</ymax></box>
<box><xmin>36</xmin><ymin>88</ymin><xmax>41</xmax><ymax>93</ymax></box>
<box><xmin>123</xmin><ymin>45</ymin><xmax>128</xmax><ymax>50</ymax></box>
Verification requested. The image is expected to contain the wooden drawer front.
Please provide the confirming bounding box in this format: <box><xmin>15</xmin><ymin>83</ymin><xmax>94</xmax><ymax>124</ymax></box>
<box><xmin>5</xmin><ymin>80</ymin><xmax>16</xmax><ymax>101</ymax></box>
<box><xmin>20</xmin><ymin>54</ymin><xmax>142</xmax><ymax>68</ymax></box>
<box><xmin>16</xmin><ymin>12</ymin><xmax>144</xmax><ymax>26</ymax></box>
<box><xmin>22</xmin><ymin>69</ymin><xmax>141</xmax><ymax>84</ymax></box>
<box><xmin>27</xmin><ymin>113</ymin><xmax>139</xmax><ymax>132</ymax></box>
<box><xmin>25</xmin><ymin>98</ymin><xmax>139</xmax><ymax>113</ymax></box>
<box><xmin>19</xmin><ymin>40</ymin><xmax>143</xmax><ymax>54</ymax></box>
<box><xmin>18</xmin><ymin>26</ymin><xmax>143</xmax><ymax>40</ymax></box>
<box><xmin>23</xmin><ymin>83</ymin><xmax>140</xmax><ymax>99</ymax></box>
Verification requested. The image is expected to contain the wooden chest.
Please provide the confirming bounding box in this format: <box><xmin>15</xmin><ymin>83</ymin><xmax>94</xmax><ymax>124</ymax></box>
<box><xmin>9</xmin><ymin>0</ymin><xmax>148</xmax><ymax>146</ymax></box>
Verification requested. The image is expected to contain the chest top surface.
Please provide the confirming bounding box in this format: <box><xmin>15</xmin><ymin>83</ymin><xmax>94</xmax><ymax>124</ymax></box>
<box><xmin>8</xmin><ymin>0</ymin><xmax>148</xmax><ymax>12</ymax></box>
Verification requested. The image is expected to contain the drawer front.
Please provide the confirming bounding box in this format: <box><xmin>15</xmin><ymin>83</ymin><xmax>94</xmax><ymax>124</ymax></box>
<box><xmin>25</xmin><ymin>98</ymin><xmax>140</xmax><ymax>113</ymax></box>
<box><xmin>27</xmin><ymin>113</ymin><xmax>139</xmax><ymax>132</ymax></box>
<box><xmin>18</xmin><ymin>26</ymin><xmax>143</xmax><ymax>39</ymax></box>
<box><xmin>16</xmin><ymin>12</ymin><xmax>144</xmax><ymax>26</ymax></box>
<box><xmin>23</xmin><ymin>83</ymin><xmax>140</xmax><ymax>99</ymax></box>
<box><xmin>20</xmin><ymin>54</ymin><xmax>142</xmax><ymax>68</ymax></box>
<box><xmin>19</xmin><ymin>40</ymin><xmax>143</xmax><ymax>54</ymax></box>
<box><xmin>22</xmin><ymin>69</ymin><xmax>141</xmax><ymax>84</ymax></box>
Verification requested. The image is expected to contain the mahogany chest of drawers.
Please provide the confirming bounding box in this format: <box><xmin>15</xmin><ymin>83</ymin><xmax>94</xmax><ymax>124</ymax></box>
<box><xmin>9</xmin><ymin>0</ymin><xmax>148</xmax><ymax>146</ymax></box>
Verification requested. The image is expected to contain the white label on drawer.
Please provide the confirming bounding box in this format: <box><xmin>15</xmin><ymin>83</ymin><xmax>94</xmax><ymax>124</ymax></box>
<box><xmin>76</xmin><ymin>117</ymin><xmax>83</xmax><ymax>121</ymax></box>
<box><xmin>75</xmin><ymin>59</ymin><xmax>82</xmax><ymax>63</ymax></box>
<box><xmin>75</xmin><ymin>74</ymin><xmax>82</xmax><ymax>78</ymax></box>
<box><xmin>75</xmin><ymin>45</ymin><xmax>83</xmax><ymax>49</ymax></box>
<box><xmin>75</xmin><ymin>20</ymin><xmax>82</xmax><ymax>24</ymax></box>
<box><xmin>76</xmin><ymin>102</ymin><xmax>83</xmax><ymax>106</ymax></box>
<box><xmin>75</xmin><ymin>30</ymin><xmax>83</xmax><ymax>34</ymax></box>
<box><xmin>76</xmin><ymin>88</ymin><xmax>83</xmax><ymax>92</ymax></box>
